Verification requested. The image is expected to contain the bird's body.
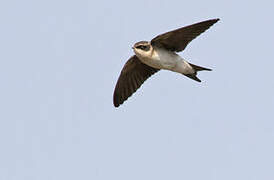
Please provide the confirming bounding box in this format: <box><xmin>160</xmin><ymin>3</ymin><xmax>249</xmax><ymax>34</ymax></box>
<box><xmin>113</xmin><ymin>19</ymin><xmax>220</xmax><ymax>107</ymax></box>
<box><xmin>135</xmin><ymin>44</ymin><xmax>195</xmax><ymax>75</ymax></box>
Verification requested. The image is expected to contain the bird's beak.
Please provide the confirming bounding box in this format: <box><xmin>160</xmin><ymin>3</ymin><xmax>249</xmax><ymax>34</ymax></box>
<box><xmin>132</xmin><ymin>47</ymin><xmax>134</xmax><ymax>49</ymax></box>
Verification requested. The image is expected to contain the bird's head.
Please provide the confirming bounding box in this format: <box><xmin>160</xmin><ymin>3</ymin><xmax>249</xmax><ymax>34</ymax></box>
<box><xmin>132</xmin><ymin>41</ymin><xmax>152</xmax><ymax>58</ymax></box>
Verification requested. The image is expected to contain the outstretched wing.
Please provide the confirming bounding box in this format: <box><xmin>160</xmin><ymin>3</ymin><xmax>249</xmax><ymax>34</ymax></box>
<box><xmin>113</xmin><ymin>55</ymin><xmax>159</xmax><ymax>107</ymax></box>
<box><xmin>151</xmin><ymin>19</ymin><xmax>219</xmax><ymax>52</ymax></box>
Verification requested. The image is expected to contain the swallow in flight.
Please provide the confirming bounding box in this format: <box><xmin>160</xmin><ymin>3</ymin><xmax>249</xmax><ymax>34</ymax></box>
<box><xmin>113</xmin><ymin>19</ymin><xmax>219</xmax><ymax>107</ymax></box>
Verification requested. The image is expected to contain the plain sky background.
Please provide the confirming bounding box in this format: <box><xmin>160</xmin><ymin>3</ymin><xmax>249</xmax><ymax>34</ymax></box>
<box><xmin>0</xmin><ymin>0</ymin><xmax>274</xmax><ymax>179</ymax></box>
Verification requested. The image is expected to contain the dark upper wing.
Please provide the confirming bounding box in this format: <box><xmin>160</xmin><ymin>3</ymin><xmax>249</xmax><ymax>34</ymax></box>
<box><xmin>151</xmin><ymin>19</ymin><xmax>219</xmax><ymax>52</ymax></box>
<box><xmin>113</xmin><ymin>55</ymin><xmax>159</xmax><ymax>107</ymax></box>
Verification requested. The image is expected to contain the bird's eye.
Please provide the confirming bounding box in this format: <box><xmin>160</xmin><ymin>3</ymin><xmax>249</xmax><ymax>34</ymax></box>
<box><xmin>137</xmin><ymin>45</ymin><xmax>150</xmax><ymax>51</ymax></box>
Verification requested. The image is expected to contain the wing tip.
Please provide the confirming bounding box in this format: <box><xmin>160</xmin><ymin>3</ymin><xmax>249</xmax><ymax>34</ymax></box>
<box><xmin>113</xmin><ymin>100</ymin><xmax>120</xmax><ymax>107</ymax></box>
<box><xmin>211</xmin><ymin>18</ymin><xmax>220</xmax><ymax>24</ymax></box>
<box><xmin>113</xmin><ymin>93</ymin><xmax>123</xmax><ymax>108</ymax></box>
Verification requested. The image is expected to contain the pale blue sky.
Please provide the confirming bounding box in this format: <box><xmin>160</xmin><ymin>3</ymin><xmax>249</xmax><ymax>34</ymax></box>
<box><xmin>0</xmin><ymin>0</ymin><xmax>274</xmax><ymax>179</ymax></box>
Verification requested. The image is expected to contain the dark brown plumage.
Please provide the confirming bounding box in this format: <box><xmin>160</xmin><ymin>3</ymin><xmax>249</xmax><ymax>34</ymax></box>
<box><xmin>113</xmin><ymin>55</ymin><xmax>159</xmax><ymax>107</ymax></box>
<box><xmin>151</xmin><ymin>19</ymin><xmax>219</xmax><ymax>52</ymax></box>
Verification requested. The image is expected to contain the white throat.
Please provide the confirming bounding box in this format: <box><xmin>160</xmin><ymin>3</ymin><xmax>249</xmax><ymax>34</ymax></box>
<box><xmin>136</xmin><ymin>46</ymin><xmax>194</xmax><ymax>74</ymax></box>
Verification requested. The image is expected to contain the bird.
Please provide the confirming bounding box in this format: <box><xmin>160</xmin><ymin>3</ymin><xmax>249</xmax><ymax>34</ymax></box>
<box><xmin>113</xmin><ymin>18</ymin><xmax>219</xmax><ymax>107</ymax></box>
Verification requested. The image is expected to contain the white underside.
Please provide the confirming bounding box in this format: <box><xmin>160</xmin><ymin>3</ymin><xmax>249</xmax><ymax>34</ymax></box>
<box><xmin>136</xmin><ymin>47</ymin><xmax>195</xmax><ymax>74</ymax></box>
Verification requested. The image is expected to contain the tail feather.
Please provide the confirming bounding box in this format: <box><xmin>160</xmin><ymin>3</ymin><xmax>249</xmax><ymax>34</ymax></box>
<box><xmin>184</xmin><ymin>63</ymin><xmax>212</xmax><ymax>82</ymax></box>
<box><xmin>185</xmin><ymin>74</ymin><xmax>201</xmax><ymax>82</ymax></box>
<box><xmin>189</xmin><ymin>63</ymin><xmax>212</xmax><ymax>71</ymax></box>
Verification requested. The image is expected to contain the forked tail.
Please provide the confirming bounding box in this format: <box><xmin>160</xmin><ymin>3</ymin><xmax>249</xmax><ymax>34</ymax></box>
<box><xmin>184</xmin><ymin>63</ymin><xmax>212</xmax><ymax>82</ymax></box>
<box><xmin>189</xmin><ymin>63</ymin><xmax>212</xmax><ymax>72</ymax></box>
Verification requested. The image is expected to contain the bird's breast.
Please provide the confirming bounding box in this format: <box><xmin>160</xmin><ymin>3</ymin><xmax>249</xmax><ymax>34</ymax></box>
<box><xmin>139</xmin><ymin>48</ymin><xmax>179</xmax><ymax>70</ymax></box>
